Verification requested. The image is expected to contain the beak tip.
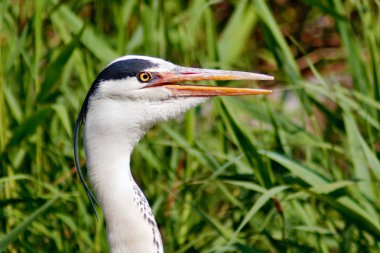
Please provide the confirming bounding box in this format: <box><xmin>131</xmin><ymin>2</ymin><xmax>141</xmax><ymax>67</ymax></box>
<box><xmin>250</xmin><ymin>73</ymin><xmax>274</xmax><ymax>81</ymax></box>
<box><xmin>258</xmin><ymin>89</ymin><xmax>272</xmax><ymax>95</ymax></box>
<box><xmin>263</xmin><ymin>75</ymin><xmax>274</xmax><ymax>81</ymax></box>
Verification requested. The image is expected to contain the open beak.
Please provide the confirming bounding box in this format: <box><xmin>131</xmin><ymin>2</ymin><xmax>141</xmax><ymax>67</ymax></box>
<box><xmin>148</xmin><ymin>66</ymin><xmax>273</xmax><ymax>97</ymax></box>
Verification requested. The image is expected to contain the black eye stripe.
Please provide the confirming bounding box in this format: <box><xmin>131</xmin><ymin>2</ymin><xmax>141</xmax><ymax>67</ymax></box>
<box><xmin>97</xmin><ymin>59</ymin><xmax>158</xmax><ymax>82</ymax></box>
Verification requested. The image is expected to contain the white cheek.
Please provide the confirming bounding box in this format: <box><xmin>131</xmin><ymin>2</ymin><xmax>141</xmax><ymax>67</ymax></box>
<box><xmin>99</xmin><ymin>79</ymin><xmax>144</xmax><ymax>99</ymax></box>
<box><xmin>130</xmin><ymin>87</ymin><xmax>172</xmax><ymax>101</ymax></box>
<box><xmin>96</xmin><ymin>79</ymin><xmax>174</xmax><ymax>102</ymax></box>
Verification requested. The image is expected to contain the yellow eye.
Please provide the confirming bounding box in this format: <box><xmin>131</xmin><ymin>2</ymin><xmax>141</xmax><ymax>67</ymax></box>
<box><xmin>138</xmin><ymin>72</ymin><xmax>152</xmax><ymax>82</ymax></box>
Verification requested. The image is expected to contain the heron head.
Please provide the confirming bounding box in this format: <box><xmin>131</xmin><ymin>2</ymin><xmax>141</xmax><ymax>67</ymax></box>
<box><xmin>80</xmin><ymin>55</ymin><xmax>273</xmax><ymax>134</ymax></box>
<box><xmin>91</xmin><ymin>55</ymin><xmax>272</xmax><ymax>100</ymax></box>
<box><xmin>74</xmin><ymin>55</ymin><xmax>273</xmax><ymax>214</ymax></box>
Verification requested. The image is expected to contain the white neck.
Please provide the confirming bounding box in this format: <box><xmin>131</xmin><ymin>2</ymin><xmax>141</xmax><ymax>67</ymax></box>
<box><xmin>85</xmin><ymin>125</ymin><xmax>163</xmax><ymax>253</ymax></box>
<box><xmin>83</xmin><ymin>91</ymin><xmax>206</xmax><ymax>253</ymax></box>
<box><xmin>84</xmin><ymin>104</ymin><xmax>163</xmax><ymax>253</ymax></box>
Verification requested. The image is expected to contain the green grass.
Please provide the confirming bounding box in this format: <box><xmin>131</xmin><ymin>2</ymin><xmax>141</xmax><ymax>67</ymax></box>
<box><xmin>1</xmin><ymin>0</ymin><xmax>380</xmax><ymax>252</ymax></box>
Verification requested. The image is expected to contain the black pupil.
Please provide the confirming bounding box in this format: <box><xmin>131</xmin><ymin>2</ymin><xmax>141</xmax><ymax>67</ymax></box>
<box><xmin>141</xmin><ymin>73</ymin><xmax>150</xmax><ymax>81</ymax></box>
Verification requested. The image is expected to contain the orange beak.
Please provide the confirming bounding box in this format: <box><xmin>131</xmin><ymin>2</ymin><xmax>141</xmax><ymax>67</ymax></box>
<box><xmin>146</xmin><ymin>66</ymin><xmax>273</xmax><ymax>97</ymax></box>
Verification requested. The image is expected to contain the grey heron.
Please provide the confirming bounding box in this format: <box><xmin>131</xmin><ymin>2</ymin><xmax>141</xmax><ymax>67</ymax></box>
<box><xmin>74</xmin><ymin>55</ymin><xmax>273</xmax><ymax>253</ymax></box>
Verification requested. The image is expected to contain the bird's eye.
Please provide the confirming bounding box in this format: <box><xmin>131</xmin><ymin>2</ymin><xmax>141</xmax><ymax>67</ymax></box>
<box><xmin>138</xmin><ymin>72</ymin><xmax>152</xmax><ymax>82</ymax></box>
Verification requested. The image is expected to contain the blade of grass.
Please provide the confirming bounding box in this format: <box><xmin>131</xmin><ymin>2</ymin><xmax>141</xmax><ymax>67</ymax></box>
<box><xmin>0</xmin><ymin>194</ymin><xmax>61</xmax><ymax>251</ymax></box>
<box><xmin>6</xmin><ymin>107</ymin><xmax>52</xmax><ymax>148</ymax></box>
<box><xmin>227</xmin><ymin>185</ymin><xmax>289</xmax><ymax>245</ymax></box>
<box><xmin>343</xmin><ymin>111</ymin><xmax>376</xmax><ymax>202</ymax></box>
<box><xmin>254</xmin><ymin>0</ymin><xmax>300</xmax><ymax>81</ymax></box>
<box><xmin>218</xmin><ymin>0</ymin><xmax>257</xmax><ymax>65</ymax></box>
<box><xmin>220</xmin><ymin>98</ymin><xmax>272</xmax><ymax>188</ymax></box>
<box><xmin>49</xmin><ymin>0</ymin><xmax>117</xmax><ymax>62</ymax></box>
<box><xmin>315</xmin><ymin>195</ymin><xmax>380</xmax><ymax>239</ymax></box>
<box><xmin>37</xmin><ymin>27</ymin><xmax>84</xmax><ymax>102</ymax></box>
<box><xmin>261</xmin><ymin>151</ymin><xmax>327</xmax><ymax>186</ymax></box>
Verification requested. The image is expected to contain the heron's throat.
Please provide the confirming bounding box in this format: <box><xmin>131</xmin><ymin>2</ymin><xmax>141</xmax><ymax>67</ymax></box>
<box><xmin>82</xmin><ymin>95</ymin><xmax>207</xmax><ymax>252</ymax></box>
<box><xmin>84</xmin><ymin>119</ymin><xmax>163</xmax><ymax>253</ymax></box>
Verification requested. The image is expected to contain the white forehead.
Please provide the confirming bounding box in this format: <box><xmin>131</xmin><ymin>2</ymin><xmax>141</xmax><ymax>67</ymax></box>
<box><xmin>109</xmin><ymin>55</ymin><xmax>176</xmax><ymax>71</ymax></box>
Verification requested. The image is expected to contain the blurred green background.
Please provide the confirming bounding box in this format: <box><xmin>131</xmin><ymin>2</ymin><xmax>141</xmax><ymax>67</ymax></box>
<box><xmin>1</xmin><ymin>0</ymin><xmax>380</xmax><ymax>252</ymax></box>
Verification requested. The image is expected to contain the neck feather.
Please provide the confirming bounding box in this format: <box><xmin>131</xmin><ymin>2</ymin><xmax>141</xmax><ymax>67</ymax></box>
<box><xmin>84</xmin><ymin>105</ymin><xmax>163</xmax><ymax>253</ymax></box>
<box><xmin>83</xmin><ymin>94</ymin><xmax>207</xmax><ymax>252</ymax></box>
